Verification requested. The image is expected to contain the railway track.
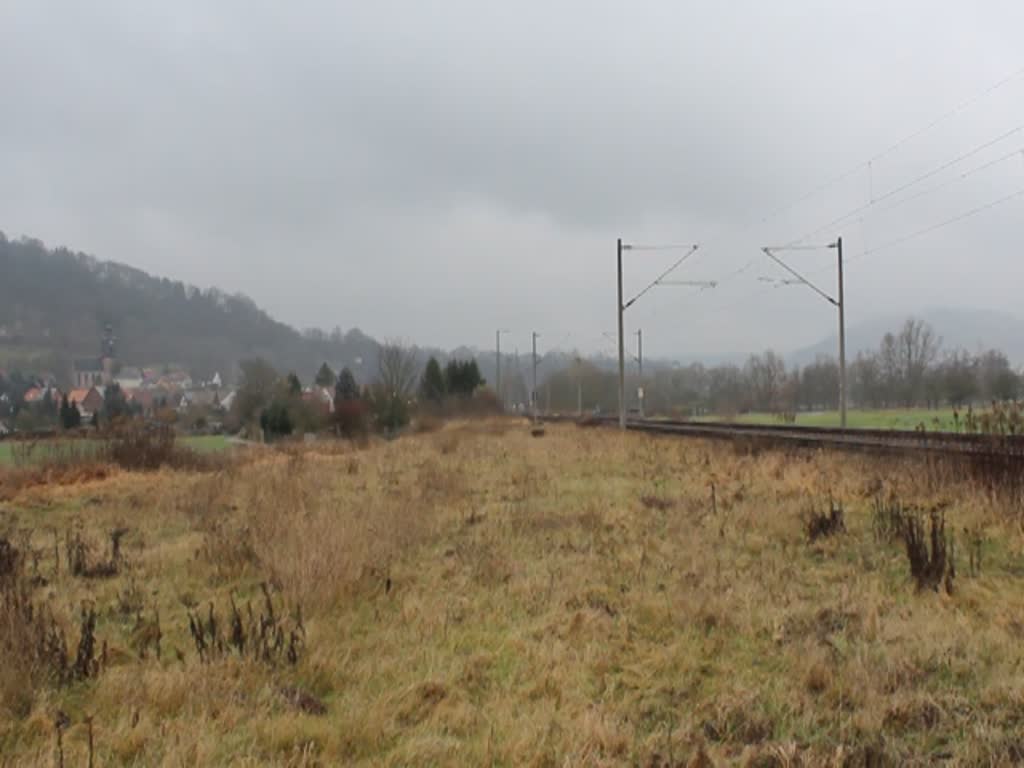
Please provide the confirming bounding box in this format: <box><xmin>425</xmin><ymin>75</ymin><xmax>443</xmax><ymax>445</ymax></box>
<box><xmin>544</xmin><ymin>414</ymin><xmax>1024</xmax><ymax>458</ymax></box>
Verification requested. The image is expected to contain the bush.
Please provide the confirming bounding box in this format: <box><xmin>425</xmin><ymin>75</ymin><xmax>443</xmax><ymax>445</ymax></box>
<box><xmin>1</xmin><ymin>536</ymin><xmax>102</xmax><ymax>717</ymax></box>
<box><xmin>903</xmin><ymin>508</ymin><xmax>955</xmax><ymax>594</ymax></box>
<box><xmin>260</xmin><ymin>400</ymin><xmax>294</xmax><ymax>440</ymax></box>
<box><xmin>334</xmin><ymin>399</ymin><xmax>369</xmax><ymax>439</ymax></box>
<box><xmin>102</xmin><ymin>424</ymin><xmax>214</xmax><ymax>472</ymax></box>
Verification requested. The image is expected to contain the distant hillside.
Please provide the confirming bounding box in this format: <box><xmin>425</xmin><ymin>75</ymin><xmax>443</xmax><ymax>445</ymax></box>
<box><xmin>0</xmin><ymin>232</ymin><xmax>381</xmax><ymax>384</ymax></box>
<box><xmin>791</xmin><ymin>308</ymin><xmax>1024</xmax><ymax>366</ymax></box>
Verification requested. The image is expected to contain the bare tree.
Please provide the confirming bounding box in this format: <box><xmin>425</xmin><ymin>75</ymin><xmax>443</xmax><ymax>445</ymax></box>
<box><xmin>376</xmin><ymin>341</ymin><xmax>418</xmax><ymax>399</ymax></box>
<box><xmin>850</xmin><ymin>351</ymin><xmax>883</xmax><ymax>408</ymax></box>
<box><xmin>744</xmin><ymin>350</ymin><xmax>786</xmax><ymax>412</ymax></box>
<box><xmin>897</xmin><ymin>318</ymin><xmax>941</xmax><ymax>406</ymax></box>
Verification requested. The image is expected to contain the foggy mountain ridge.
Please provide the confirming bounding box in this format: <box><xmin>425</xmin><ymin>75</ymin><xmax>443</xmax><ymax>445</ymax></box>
<box><xmin>3</xmin><ymin>231</ymin><xmax>1019</xmax><ymax>388</ymax></box>
<box><xmin>790</xmin><ymin>308</ymin><xmax>1024</xmax><ymax>367</ymax></box>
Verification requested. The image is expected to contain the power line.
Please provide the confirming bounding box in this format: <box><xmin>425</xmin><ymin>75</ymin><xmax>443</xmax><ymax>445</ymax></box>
<box><xmin>855</xmin><ymin>185</ymin><xmax>1024</xmax><ymax>261</ymax></box>
<box><xmin>870</xmin><ymin>65</ymin><xmax>1024</xmax><ymax>165</ymax></box>
<box><xmin>620</xmin><ymin>65</ymin><xmax>1024</xmax><ymax>344</ymax></box>
<box><xmin>760</xmin><ymin>64</ymin><xmax>1024</xmax><ymax>226</ymax></box>
<box><xmin>848</xmin><ymin>146</ymin><xmax>1024</xmax><ymax>226</ymax></box>
<box><xmin>689</xmin><ymin>62</ymin><xmax>1024</xmax><ymax>267</ymax></box>
<box><xmin>787</xmin><ymin>125</ymin><xmax>1024</xmax><ymax>245</ymax></box>
<box><xmin>761</xmin><ymin>246</ymin><xmax>837</xmax><ymax>306</ymax></box>
<box><xmin>691</xmin><ymin>185</ymin><xmax>1024</xmax><ymax>324</ymax></box>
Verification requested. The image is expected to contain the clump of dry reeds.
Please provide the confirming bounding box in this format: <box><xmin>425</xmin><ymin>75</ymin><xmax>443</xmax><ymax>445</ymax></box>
<box><xmin>186</xmin><ymin>582</ymin><xmax>304</xmax><ymax>665</ymax></box>
<box><xmin>903</xmin><ymin>508</ymin><xmax>955</xmax><ymax>594</ymax></box>
<box><xmin>63</xmin><ymin>522</ymin><xmax>129</xmax><ymax>579</ymax></box>
<box><xmin>872</xmin><ymin>495</ymin><xmax>908</xmax><ymax>542</ymax></box>
<box><xmin>1</xmin><ymin>536</ymin><xmax>104</xmax><ymax>717</ymax></box>
<box><xmin>804</xmin><ymin>497</ymin><xmax>845</xmax><ymax>542</ymax></box>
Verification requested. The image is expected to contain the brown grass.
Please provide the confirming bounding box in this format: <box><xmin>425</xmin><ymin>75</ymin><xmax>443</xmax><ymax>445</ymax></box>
<box><xmin>1</xmin><ymin>419</ymin><xmax>1022</xmax><ymax>764</ymax></box>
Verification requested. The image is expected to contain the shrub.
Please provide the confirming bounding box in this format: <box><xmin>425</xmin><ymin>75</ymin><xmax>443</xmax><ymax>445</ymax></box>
<box><xmin>334</xmin><ymin>399</ymin><xmax>370</xmax><ymax>439</ymax></box>
<box><xmin>186</xmin><ymin>583</ymin><xmax>304</xmax><ymax>665</ymax></box>
<box><xmin>804</xmin><ymin>498</ymin><xmax>845</xmax><ymax>542</ymax></box>
<box><xmin>0</xmin><ymin>537</ymin><xmax>103</xmax><ymax>717</ymax></box>
<box><xmin>903</xmin><ymin>508</ymin><xmax>955</xmax><ymax>594</ymax></box>
<box><xmin>104</xmin><ymin>424</ymin><xmax>177</xmax><ymax>470</ymax></box>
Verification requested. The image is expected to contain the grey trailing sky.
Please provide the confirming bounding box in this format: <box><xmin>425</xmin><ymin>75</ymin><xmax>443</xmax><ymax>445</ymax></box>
<box><xmin>3</xmin><ymin>2</ymin><xmax>1023</xmax><ymax>359</ymax></box>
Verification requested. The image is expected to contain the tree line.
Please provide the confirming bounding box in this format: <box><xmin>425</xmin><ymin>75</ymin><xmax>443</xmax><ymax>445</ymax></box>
<box><xmin>229</xmin><ymin>346</ymin><xmax>490</xmax><ymax>440</ymax></box>
<box><xmin>541</xmin><ymin>318</ymin><xmax>1021</xmax><ymax>417</ymax></box>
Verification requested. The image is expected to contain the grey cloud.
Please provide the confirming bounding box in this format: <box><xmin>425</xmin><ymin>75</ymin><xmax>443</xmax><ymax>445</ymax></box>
<box><xmin>2</xmin><ymin>1</ymin><xmax>1023</xmax><ymax>358</ymax></box>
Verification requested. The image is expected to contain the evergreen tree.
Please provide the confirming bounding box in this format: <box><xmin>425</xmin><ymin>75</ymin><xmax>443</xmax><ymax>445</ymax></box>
<box><xmin>104</xmin><ymin>382</ymin><xmax>129</xmax><ymax>420</ymax></box>
<box><xmin>444</xmin><ymin>359</ymin><xmax>485</xmax><ymax>397</ymax></box>
<box><xmin>314</xmin><ymin>362</ymin><xmax>337</xmax><ymax>388</ymax></box>
<box><xmin>420</xmin><ymin>357</ymin><xmax>446</xmax><ymax>403</ymax></box>
<box><xmin>335</xmin><ymin>368</ymin><xmax>359</xmax><ymax>402</ymax></box>
<box><xmin>68</xmin><ymin>399</ymin><xmax>82</xmax><ymax>429</ymax></box>
<box><xmin>59</xmin><ymin>393</ymin><xmax>78</xmax><ymax>430</ymax></box>
<box><xmin>260</xmin><ymin>400</ymin><xmax>293</xmax><ymax>440</ymax></box>
<box><xmin>286</xmin><ymin>372</ymin><xmax>302</xmax><ymax>395</ymax></box>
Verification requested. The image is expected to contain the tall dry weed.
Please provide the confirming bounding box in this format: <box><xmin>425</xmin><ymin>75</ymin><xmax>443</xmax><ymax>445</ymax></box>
<box><xmin>189</xmin><ymin>452</ymin><xmax>437</xmax><ymax>611</ymax></box>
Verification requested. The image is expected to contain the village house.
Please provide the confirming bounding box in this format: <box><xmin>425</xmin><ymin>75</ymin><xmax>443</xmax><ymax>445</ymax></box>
<box><xmin>114</xmin><ymin>366</ymin><xmax>144</xmax><ymax>389</ymax></box>
<box><xmin>22</xmin><ymin>385</ymin><xmax>61</xmax><ymax>410</ymax></box>
<box><xmin>176</xmin><ymin>388</ymin><xmax>221</xmax><ymax>417</ymax></box>
<box><xmin>67</xmin><ymin>387</ymin><xmax>105</xmax><ymax>421</ymax></box>
<box><xmin>125</xmin><ymin>388</ymin><xmax>158</xmax><ymax>417</ymax></box>
<box><xmin>301</xmin><ymin>386</ymin><xmax>335</xmax><ymax>416</ymax></box>
<box><xmin>72</xmin><ymin>357</ymin><xmax>107</xmax><ymax>388</ymax></box>
<box><xmin>219</xmin><ymin>390</ymin><xmax>237</xmax><ymax>411</ymax></box>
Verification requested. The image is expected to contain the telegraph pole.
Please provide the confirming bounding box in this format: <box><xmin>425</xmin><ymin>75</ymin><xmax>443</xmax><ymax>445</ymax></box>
<box><xmin>495</xmin><ymin>329</ymin><xmax>509</xmax><ymax>410</ymax></box>
<box><xmin>761</xmin><ymin>239</ymin><xmax>848</xmax><ymax>430</ymax></box>
<box><xmin>615</xmin><ymin>238</ymin><xmax>701</xmax><ymax>430</ymax></box>
<box><xmin>634</xmin><ymin>328</ymin><xmax>644</xmax><ymax>418</ymax></box>
<box><xmin>835</xmin><ymin>237</ymin><xmax>847</xmax><ymax>430</ymax></box>
<box><xmin>636</xmin><ymin>328</ymin><xmax>643</xmax><ymax>378</ymax></box>
<box><xmin>617</xmin><ymin>238</ymin><xmax>626</xmax><ymax>429</ymax></box>
<box><xmin>531</xmin><ymin>332</ymin><xmax>540</xmax><ymax>421</ymax></box>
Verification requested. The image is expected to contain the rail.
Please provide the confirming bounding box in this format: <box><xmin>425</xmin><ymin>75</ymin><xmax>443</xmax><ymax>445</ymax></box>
<box><xmin>543</xmin><ymin>414</ymin><xmax>1024</xmax><ymax>457</ymax></box>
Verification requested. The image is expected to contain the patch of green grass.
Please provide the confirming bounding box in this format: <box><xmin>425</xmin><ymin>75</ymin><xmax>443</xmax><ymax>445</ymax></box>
<box><xmin>179</xmin><ymin>434</ymin><xmax>230</xmax><ymax>454</ymax></box>
<box><xmin>700</xmin><ymin>408</ymin><xmax>961</xmax><ymax>431</ymax></box>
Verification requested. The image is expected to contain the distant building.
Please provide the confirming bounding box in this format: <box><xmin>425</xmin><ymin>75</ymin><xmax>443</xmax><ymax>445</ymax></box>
<box><xmin>219</xmin><ymin>390</ymin><xmax>237</xmax><ymax>411</ymax></box>
<box><xmin>302</xmin><ymin>386</ymin><xmax>335</xmax><ymax>415</ymax></box>
<box><xmin>125</xmin><ymin>388</ymin><xmax>157</xmax><ymax>417</ymax></box>
<box><xmin>67</xmin><ymin>387</ymin><xmax>105</xmax><ymax>420</ymax></box>
<box><xmin>22</xmin><ymin>386</ymin><xmax>61</xmax><ymax>409</ymax></box>
<box><xmin>72</xmin><ymin>324</ymin><xmax>118</xmax><ymax>388</ymax></box>
<box><xmin>114</xmin><ymin>366</ymin><xmax>144</xmax><ymax>389</ymax></box>
<box><xmin>178</xmin><ymin>389</ymin><xmax>223</xmax><ymax>414</ymax></box>
<box><xmin>72</xmin><ymin>358</ymin><xmax>105</xmax><ymax>388</ymax></box>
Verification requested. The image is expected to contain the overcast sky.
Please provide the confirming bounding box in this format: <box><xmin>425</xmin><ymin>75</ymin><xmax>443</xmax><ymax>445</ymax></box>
<box><xmin>3</xmin><ymin>1</ymin><xmax>1023</xmax><ymax>359</ymax></box>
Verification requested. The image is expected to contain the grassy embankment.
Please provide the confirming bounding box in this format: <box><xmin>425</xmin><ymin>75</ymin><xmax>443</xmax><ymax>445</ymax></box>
<box><xmin>2</xmin><ymin>421</ymin><xmax>1023</xmax><ymax>765</ymax></box>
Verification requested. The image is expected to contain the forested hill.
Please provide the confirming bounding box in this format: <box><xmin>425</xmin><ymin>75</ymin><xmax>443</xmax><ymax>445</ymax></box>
<box><xmin>0</xmin><ymin>232</ymin><xmax>381</xmax><ymax>383</ymax></box>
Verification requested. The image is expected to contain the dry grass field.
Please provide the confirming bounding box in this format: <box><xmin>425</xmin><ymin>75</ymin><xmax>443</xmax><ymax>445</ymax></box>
<box><xmin>2</xmin><ymin>421</ymin><xmax>1024</xmax><ymax>766</ymax></box>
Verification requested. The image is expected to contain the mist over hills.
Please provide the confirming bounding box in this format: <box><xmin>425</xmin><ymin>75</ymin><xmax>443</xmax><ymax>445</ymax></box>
<box><xmin>0</xmin><ymin>232</ymin><xmax>380</xmax><ymax>382</ymax></box>
<box><xmin>2</xmin><ymin>231</ymin><xmax>1018</xmax><ymax>391</ymax></box>
<box><xmin>791</xmin><ymin>308</ymin><xmax>1024</xmax><ymax>367</ymax></box>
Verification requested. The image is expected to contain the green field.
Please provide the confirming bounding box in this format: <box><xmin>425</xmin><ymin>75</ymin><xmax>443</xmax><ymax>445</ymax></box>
<box><xmin>699</xmin><ymin>407</ymin><xmax>961</xmax><ymax>431</ymax></box>
<box><xmin>0</xmin><ymin>434</ymin><xmax>230</xmax><ymax>465</ymax></box>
